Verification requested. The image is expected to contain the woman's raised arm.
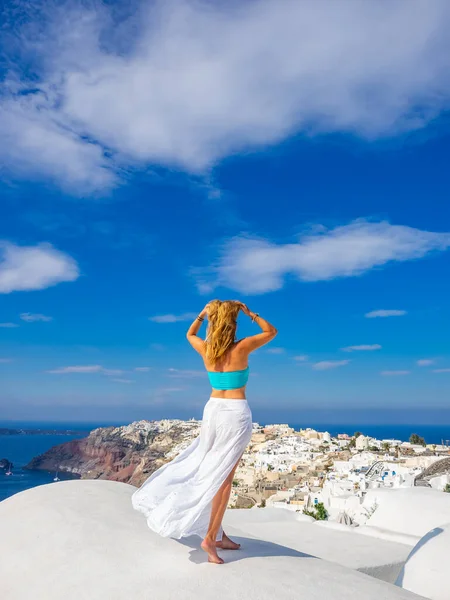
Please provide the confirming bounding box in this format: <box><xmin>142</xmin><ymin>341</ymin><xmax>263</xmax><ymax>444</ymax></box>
<box><xmin>186</xmin><ymin>305</ymin><xmax>209</xmax><ymax>355</ymax></box>
<box><xmin>236</xmin><ymin>302</ymin><xmax>277</xmax><ymax>353</ymax></box>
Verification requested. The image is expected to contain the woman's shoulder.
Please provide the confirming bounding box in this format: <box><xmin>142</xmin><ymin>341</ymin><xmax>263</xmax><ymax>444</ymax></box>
<box><xmin>230</xmin><ymin>338</ymin><xmax>250</xmax><ymax>358</ymax></box>
<box><xmin>234</xmin><ymin>337</ymin><xmax>252</xmax><ymax>351</ymax></box>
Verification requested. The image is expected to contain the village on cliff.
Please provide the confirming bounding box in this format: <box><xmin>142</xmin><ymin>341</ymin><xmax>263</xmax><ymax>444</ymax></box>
<box><xmin>124</xmin><ymin>419</ymin><xmax>450</xmax><ymax>521</ymax></box>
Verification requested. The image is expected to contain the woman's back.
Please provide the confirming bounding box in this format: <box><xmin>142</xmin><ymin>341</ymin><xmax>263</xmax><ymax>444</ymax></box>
<box><xmin>204</xmin><ymin>343</ymin><xmax>250</xmax><ymax>397</ymax></box>
<box><xmin>202</xmin><ymin>341</ymin><xmax>248</xmax><ymax>373</ymax></box>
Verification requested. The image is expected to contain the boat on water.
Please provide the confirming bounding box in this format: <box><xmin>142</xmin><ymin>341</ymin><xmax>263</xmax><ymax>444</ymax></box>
<box><xmin>53</xmin><ymin>472</ymin><xmax>60</xmax><ymax>482</ymax></box>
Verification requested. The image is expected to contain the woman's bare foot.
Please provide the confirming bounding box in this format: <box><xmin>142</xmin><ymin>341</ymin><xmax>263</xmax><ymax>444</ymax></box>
<box><xmin>216</xmin><ymin>532</ymin><xmax>241</xmax><ymax>550</ymax></box>
<box><xmin>201</xmin><ymin>538</ymin><xmax>224</xmax><ymax>564</ymax></box>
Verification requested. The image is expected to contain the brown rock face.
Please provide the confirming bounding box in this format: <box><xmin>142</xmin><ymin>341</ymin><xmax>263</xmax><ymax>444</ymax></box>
<box><xmin>25</xmin><ymin>420</ymin><xmax>201</xmax><ymax>487</ymax></box>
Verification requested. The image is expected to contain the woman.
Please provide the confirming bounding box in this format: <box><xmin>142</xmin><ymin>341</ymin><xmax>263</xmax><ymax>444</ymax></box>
<box><xmin>132</xmin><ymin>300</ymin><xmax>277</xmax><ymax>564</ymax></box>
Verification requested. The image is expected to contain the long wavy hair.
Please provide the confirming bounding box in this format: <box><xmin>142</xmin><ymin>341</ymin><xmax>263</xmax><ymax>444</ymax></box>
<box><xmin>205</xmin><ymin>300</ymin><xmax>240</xmax><ymax>366</ymax></box>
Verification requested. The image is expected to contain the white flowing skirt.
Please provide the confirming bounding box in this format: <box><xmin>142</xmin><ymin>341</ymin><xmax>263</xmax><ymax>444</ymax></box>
<box><xmin>131</xmin><ymin>398</ymin><xmax>253</xmax><ymax>540</ymax></box>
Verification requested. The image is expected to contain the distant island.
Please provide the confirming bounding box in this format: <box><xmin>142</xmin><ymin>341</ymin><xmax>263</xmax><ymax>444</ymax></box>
<box><xmin>0</xmin><ymin>427</ymin><xmax>89</xmax><ymax>436</ymax></box>
<box><xmin>0</xmin><ymin>458</ymin><xmax>13</xmax><ymax>471</ymax></box>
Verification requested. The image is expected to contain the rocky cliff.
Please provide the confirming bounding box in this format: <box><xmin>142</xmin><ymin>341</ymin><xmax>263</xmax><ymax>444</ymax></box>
<box><xmin>25</xmin><ymin>420</ymin><xmax>201</xmax><ymax>487</ymax></box>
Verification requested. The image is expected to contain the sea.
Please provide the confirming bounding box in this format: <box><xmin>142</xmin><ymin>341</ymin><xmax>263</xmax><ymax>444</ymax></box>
<box><xmin>1</xmin><ymin>420</ymin><xmax>449</xmax><ymax>502</ymax></box>
<box><xmin>0</xmin><ymin>422</ymin><xmax>94</xmax><ymax>502</ymax></box>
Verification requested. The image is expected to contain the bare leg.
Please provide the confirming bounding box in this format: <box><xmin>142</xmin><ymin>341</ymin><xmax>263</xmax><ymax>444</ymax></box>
<box><xmin>216</xmin><ymin>466</ymin><xmax>241</xmax><ymax>550</ymax></box>
<box><xmin>200</xmin><ymin>476</ymin><xmax>230</xmax><ymax>564</ymax></box>
<box><xmin>201</xmin><ymin>457</ymin><xmax>242</xmax><ymax>564</ymax></box>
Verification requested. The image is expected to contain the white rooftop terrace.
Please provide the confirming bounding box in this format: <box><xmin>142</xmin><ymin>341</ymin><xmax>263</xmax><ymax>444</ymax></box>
<box><xmin>0</xmin><ymin>480</ymin><xmax>441</xmax><ymax>600</ymax></box>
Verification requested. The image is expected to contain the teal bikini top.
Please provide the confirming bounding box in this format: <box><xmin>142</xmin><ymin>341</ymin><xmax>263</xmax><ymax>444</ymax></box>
<box><xmin>207</xmin><ymin>367</ymin><xmax>249</xmax><ymax>390</ymax></box>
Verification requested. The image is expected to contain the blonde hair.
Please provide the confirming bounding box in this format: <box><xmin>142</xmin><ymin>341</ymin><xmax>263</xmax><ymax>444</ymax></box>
<box><xmin>205</xmin><ymin>300</ymin><xmax>240</xmax><ymax>366</ymax></box>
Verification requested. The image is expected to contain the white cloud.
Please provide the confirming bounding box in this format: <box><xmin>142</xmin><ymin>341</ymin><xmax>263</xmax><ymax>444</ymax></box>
<box><xmin>149</xmin><ymin>313</ymin><xmax>197</xmax><ymax>323</ymax></box>
<box><xmin>101</xmin><ymin>369</ymin><xmax>125</xmax><ymax>376</ymax></box>
<box><xmin>342</xmin><ymin>344</ymin><xmax>382</xmax><ymax>352</ymax></box>
<box><xmin>1</xmin><ymin>1</ymin><xmax>450</xmax><ymax>192</ymax></box>
<box><xmin>47</xmin><ymin>365</ymin><xmax>103</xmax><ymax>374</ymax></box>
<box><xmin>47</xmin><ymin>365</ymin><xmax>124</xmax><ymax>375</ymax></box>
<box><xmin>381</xmin><ymin>370</ymin><xmax>410</xmax><ymax>376</ymax></box>
<box><xmin>312</xmin><ymin>360</ymin><xmax>350</xmax><ymax>371</ymax></box>
<box><xmin>20</xmin><ymin>313</ymin><xmax>53</xmax><ymax>323</ymax></box>
<box><xmin>266</xmin><ymin>347</ymin><xmax>285</xmax><ymax>354</ymax></box>
<box><xmin>0</xmin><ymin>322</ymin><xmax>19</xmax><ymax>328</ymax></box>
<box><xmin>294</xmin><ymin>355</ymin><xmax>309</xmax><ymax>362</ymax></box>
<box><xmin>111</xmin><ymin>378</ymin><xmax>134</xmax><ymax>384</ymax></box>
<box><xmin>150</xmin><ymin>343</ymin><xmax>165</xmax><ymax>351</ymax></box>
<box><xmin>0</xmin><ymin>242</ymin><xmax>80</xmax><ymax>294</ymax></box>
<box><xmin>168</xmin><ymin>368</ymin><xmax>204</xmax><ymax>378</ymax></box>
<box><xmin>417</xmin><ymin>359</ymin><xmax>434</xmax><ymax>367</ymax></box>
<box><xmin>365</xmin><ymin>309</ymin><xmax>407</xmax><ymax>318</ymax></box>
<box><xmin>198</xmin><ymin>220</ymin><xmax>450</xmax><ymax>294</ymax></box>
<box><xmin>134</xmin><ymin>367</ymin><xmax>152</xmax><ymax>372</ymax></box>
<box><xmin>0</xmin><ymin>94</ymin><xmax>117</xmax><ymax>194</ymax></box>
<box><xmin>433</xmin><ymin>368</ymin><xmax>450</xmax><ymax>373</ymax></box>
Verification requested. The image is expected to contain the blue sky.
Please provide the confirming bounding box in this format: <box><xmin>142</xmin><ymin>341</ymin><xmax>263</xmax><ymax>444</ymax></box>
<box><xmin>1</xmin><ymin>0</ymin><xmax>450</xmax><ymax>424</ymax></box>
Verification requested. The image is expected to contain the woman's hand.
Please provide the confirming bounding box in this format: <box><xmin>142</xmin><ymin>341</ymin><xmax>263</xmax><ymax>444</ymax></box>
<box><xmin>199</xmin><ymin>303</ymin><xmax>210</xmax><ymax>318</ymax></box>
<box><xmin>235</xmin><ymin>301</ymin><xmax>252</xmax><ymax>317</ymax></box>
